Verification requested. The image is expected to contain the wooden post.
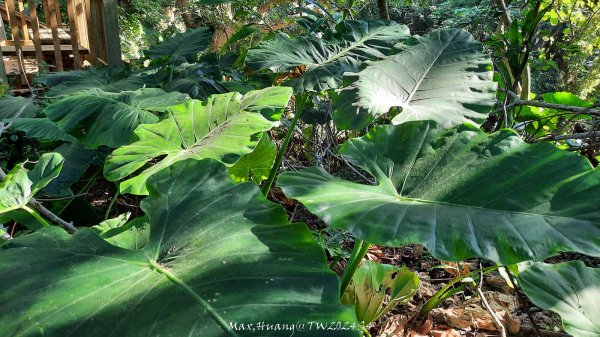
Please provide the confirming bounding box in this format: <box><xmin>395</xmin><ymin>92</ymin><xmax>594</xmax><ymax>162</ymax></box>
<box><xmin>17</xmin><ymin>0</ymin><xmax>30</xmax><ymax>41</ymax></box>
<box><xmin>83</xmin><ymin>0</ymin><xmax>98</xmax><ymax>63</ymax></box>
<box><xmin>47</xmin><ymin>0</ymin><xmax>63</xmax><ymax>71</ymax></box>
<box><xmin>42</xmin><ymin>0</ymin><xmax>50</xmax><ymax>23</ymax></box>
<box><xmin>75</xmin><ymin>0</ymin><xmax>88</xmax><ymax>49</ymax></box>
<box><xmin>67</xmin><ymin>0</ymin><xmax>81</xmax><ymax>69</ymax></box>
<box><xmin>0</xmin><ymin>46</ymin><xmax>8</xmax><ymax>84</ymax></box>
<box><xmin>0</xmin><ymin>14</ymin><xmax>8</xmax><ymax>83</ymax></box>
<box><xmin>5</xmin><ymin>0</ymin><xmax>28</xmax><ymax>82</ymax></box>
<box><xmin>101</xmin><ymin>0</ymin><xmax>121</xmax><ymax>66</ymax></box>
<box><xmin>28</xmin><ymin>0</ymin><xmax>45</xmax><ymax>67</ymax></box>
<box><xmin>0</xmin><ymin>12</ymin><xmax>7</xmax><ymax>41</ymax></box>
<box><xmin>93</xmin><ymin>0</ymin><xmax>106</xmax><ymax>62</ymax></box>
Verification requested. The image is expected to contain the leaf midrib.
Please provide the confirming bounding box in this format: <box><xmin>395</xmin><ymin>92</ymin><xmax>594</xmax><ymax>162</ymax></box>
<box><xmin>147</xmin><ymin>259</ymin><xmax>239</xmax><ymax>337</ymax></box>
<box><xmin>404</xmin><ymin>30</ymin><xmax>461</xmax><ymax>104</ymax></box>
<box><xmin>304</xmin><ymin>173</ymin><xmax>591</xmax><ymax>222</ymax></box>
<box><xmin>301</xmin><ymin>26</ymin><xmax>394</xmax><ymax>69</ymax></box>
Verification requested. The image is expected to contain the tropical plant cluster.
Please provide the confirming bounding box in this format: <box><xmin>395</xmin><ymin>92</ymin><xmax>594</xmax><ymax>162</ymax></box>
<box><xmin>0</xmin><ymin>1</ymin><xmax>599</xmax><ymax>336</ymax></box>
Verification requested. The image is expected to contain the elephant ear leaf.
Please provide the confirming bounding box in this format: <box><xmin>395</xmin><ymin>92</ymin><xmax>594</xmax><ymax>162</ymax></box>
<box><xmin>0</xmin><ymin>153</ymin><xmax>64</xmax><ymax>228</ymax></box>
<box><xmin>145</xmin><ymin>27</ymin><xmax>213</xmax><ymax>65</ymax></box>
<box><xmin>0</xmin><ymin>153</ymin><xmax>63</xmax><ymax>212</ymax></box>
<box><xmin>519</xmin><ymin>261</ymin><xmax>600</xmax><ymax>337</ymax></box>
<box><xmin>246</xmin><ymin>20</ymin><xmax>410</xmax><ymax>93</ymax></box>
<box><xmin>104</xmin><ymin>87</ymin><xmax>293</xmax><ymax>195</ymax></box>
<box><xmin>333</xmin><ymin>29</ymin><xmax>496</xmax><ymax>130</ymax></box>
<box><xmin>278</xmin><ymin>121</ymin><xmax>600</xmax><ymax>264</ymax></box>
<box><xmin>92</xmin><ymin>213</ymin><xmax>150</xmax><ymax>250</ymax></box>
<box><xmin>43</xmin><ymin>88</ymin><xmax>189</xmax><ymax>149</ymax></box>
<box><xmin>228</xmin><ymin>133</ymin><xmax>277</xmax><ymax>183</ymax></box>
<box><xmin>0</xmin><ymin>95</ymin><xmax>40</xmax><ymax>119</ymax></box>
<box><xmin>0</xmin><ymin>159</ymin><xmax>358</xmax><ymax>337</ymax></box>
<box><xmin>35</xmin><ymin>67</ymin><xmax>153</xmax><ymax>97</ymax></box>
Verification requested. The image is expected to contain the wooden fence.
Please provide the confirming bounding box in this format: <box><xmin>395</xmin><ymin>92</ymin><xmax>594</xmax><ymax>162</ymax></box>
<box><xmin>0</xmin><ymin>0</ymin><xmax>121</xmax><ymax>85</ymax></box>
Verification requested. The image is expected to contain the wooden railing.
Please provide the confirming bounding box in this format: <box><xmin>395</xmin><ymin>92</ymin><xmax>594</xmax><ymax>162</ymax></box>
<box><xmin>0</xmin><ymin>0</ymin><xmax>121</xmax><ymax>85</ymax></box>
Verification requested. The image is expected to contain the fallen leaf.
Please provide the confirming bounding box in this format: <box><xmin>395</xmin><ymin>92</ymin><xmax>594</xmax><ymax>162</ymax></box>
<box><xmin>485</xmin><ymin>291</ymin><xmax>519</xmax><ymax>312</ymax></box>
<box><xmin>431</xmin><ymin>329</ymin><xmax>462</xmax><ymax>337</ymax></box>
<box><xmin>431</xmin><ymin>303</ymin><xmax>520</xmax><ymax>334</ymax></box>
<box><xmin>378</xmin><ymin>314</ymin><xmax>410</xmax><ymax>337</ymax></box>
<box><xmin>413</xmin><ymin>315</ymin><xmax>433</xmax><ymax>335</ymax></box>
<box><xmin>440</xmin><ymin>261</ymin><xmax>472</xmax><ymax>278</ymax></box>
<box><xmin>484</xmin><ymin>273</ymin><xmax>512</xmax><ymax>292</ymax></box>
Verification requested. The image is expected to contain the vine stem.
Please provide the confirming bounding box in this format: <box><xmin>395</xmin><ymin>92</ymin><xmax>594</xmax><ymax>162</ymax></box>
<box><xmin>339</xmin><ymin>239</ymin><xmax>370</xmax><ymax>297</ymax></box>
<box><xmin>261</xmin><ymin>93</ymin><xmax>309</xmax><ymax>196</ymax></box>
<box><xmin>22</xmin><ymin>205</ymin><xmax>51</xmax><ymax>228</ymax></box>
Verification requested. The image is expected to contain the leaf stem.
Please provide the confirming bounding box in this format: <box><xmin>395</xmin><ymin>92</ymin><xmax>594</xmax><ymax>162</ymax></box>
<box><xmin>359</xmin><ymin>324</ymin><xmax>371</xmax><ymax>337</ymax></box>
<box><xmin>58</xmin><ymin>168</ymin><xmax>100</xmax><ymax>216</ymax></box>
<box><xmin>340</xmin><ymin>239</ymin><xmax>370</xmax><ymax>297</ymax></box>
<box><xmin>418</xmin><ymin>265</ymin><xmax>499</xmax><ymax>317</ymax></box>
<box><xmin>261</xmin><ymin>93</ymin><xmax>309</xmax><ymax>196</ymax></box>
<box><xmin>105</xmin><ymin>190</ymin><xmax>120</xmax><ymax>220</ymax></box>
<box><xmin>22</xmin><ymin>205</ymin><xmax>51</xmax><ymax>228</ymax></box>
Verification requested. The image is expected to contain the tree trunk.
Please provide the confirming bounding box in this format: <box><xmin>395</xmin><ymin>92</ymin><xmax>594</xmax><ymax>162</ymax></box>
<box><xmin>376</xmin><ymin>0</ymin><xmax>390</xmax><ymax>20</ymax></box>
<box><xmin>209</xmin><ymin>4</ymin><xmax>234</xmax><ymax>52</ymax></box>
<box><xmin>175</xmin><ymin>0</ymin><xmax>197</xmax><ymax>29</ymax></box>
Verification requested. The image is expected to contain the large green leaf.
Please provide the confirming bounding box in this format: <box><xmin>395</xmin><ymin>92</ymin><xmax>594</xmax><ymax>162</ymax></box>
<box><xmin>104</xmin><ymin>87</ymin><xmax>293</xmax><ymax>195</ymax></box>
<box><xmin>44</xmin><ymin>88</ymin><xmax>189</xmax><ymax>148</ymax></box>
<box><xmin>92</xmin><ymin>213</ymin><xmax>150</xmax><ymax>250</ymax></box>
<box><xmin>0</xmin><ymin>96</ymin><xmax>40</xmax><ymax>119</ymax></box>
<box><xmin>0</xmin><ymin>153</ymin><xmax>63</xmax><ymax>222</ymax></box>
<box><xmin>0</xmin><ymin>159</ymin><xmax>358</xmax><ymax>336</ymax></box>
<box><xmin>342</xmin><ymin>261</ymin><xmax>419</xmax><ymax>324</ymax></box>
<box><xmin>43</xmin><ymin>142</ymin><xmax>101</xmax><ymax>196</ymax></box>
<box><xmin>519</xmin><ymin>261</ymin><xmax>600</xmax><ymax>337</ymax></box>
<box><xmin>10</xmin><ymin>118</ymin><xmax>74</xmax><ymax>142</ymax></box>
<box><xmin>278</xmin><ymin>121</ymin><xmax>600</xmax><ymax>264</ymax></box>
<box><xmin>163</xmin><ymin>77</ymin><xmax>226</xmax><ymax>99</ymax></box>
<box><xmin>246</xmin><ymin>20</ymin><xmax>410</xmax><ymax>92</ymax></box>
<box><xmin>228</xmin><ymin>134</ymin><xmax>277</xmax><ymax>183</ymax></box>
<box><xmin>35</xmin><ymin>67</ymin><xmax>153</xmax><ymax>97</ymax></box>
<box><xmin>145</xmin><ymin>27</ymin><xmax>213</xmax><ymax>65</ymax></box>
<box><xmin>542</xmin><ymin>92</ymin><xmax>593</xmax><ymax>108</ymax></box>
<box><xmin>333</xmin><ymin>29</ymin><xmax>496</xmax><ymax>130</ymax></box>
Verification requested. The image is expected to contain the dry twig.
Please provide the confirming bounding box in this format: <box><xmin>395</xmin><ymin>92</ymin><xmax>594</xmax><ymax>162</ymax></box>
<box><xmin>477</xmin><ymin>265</ymin><xmax>507</xmax><ymax>337</ymax></box>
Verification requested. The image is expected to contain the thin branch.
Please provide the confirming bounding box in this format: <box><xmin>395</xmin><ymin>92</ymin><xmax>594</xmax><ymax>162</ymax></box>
<box><xmin>498</xmin><ymin>89</ymin><xmax>600</xmax><ymax>115</ymax></box>
<box><xmin>478</xmin><ymin>265</ymin><xmax>507</xmax><ymax>337</ymax></box>
<box><xmin>494</xmin><ymin>0</ymin><xmax>512</xmax><ymax>26</ymax></box>
<box><xmin>566</xmin><ymin>143</ymin><xmax>600</xmax><ymax>152</ymax></box>
<box><xmin>546</xmin><ymin>131</ymin><xmax>600</xmax><ymax>141</ymax></box>
<box><xmin>511</xmin><ymin>100</ymin><xmax>600</xmax><ymax>115</ymax></box>
<box><xmin>36</xmin><ymin>193</ymin><xmax>90</xmax><ymax>201</ymax></box>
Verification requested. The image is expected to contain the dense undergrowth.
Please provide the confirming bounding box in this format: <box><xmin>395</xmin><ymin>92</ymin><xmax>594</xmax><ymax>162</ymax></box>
<box><xmin>1</xmin><ymin>1</ymin><xmax>600</xmax><ymax>336</ymax></box>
